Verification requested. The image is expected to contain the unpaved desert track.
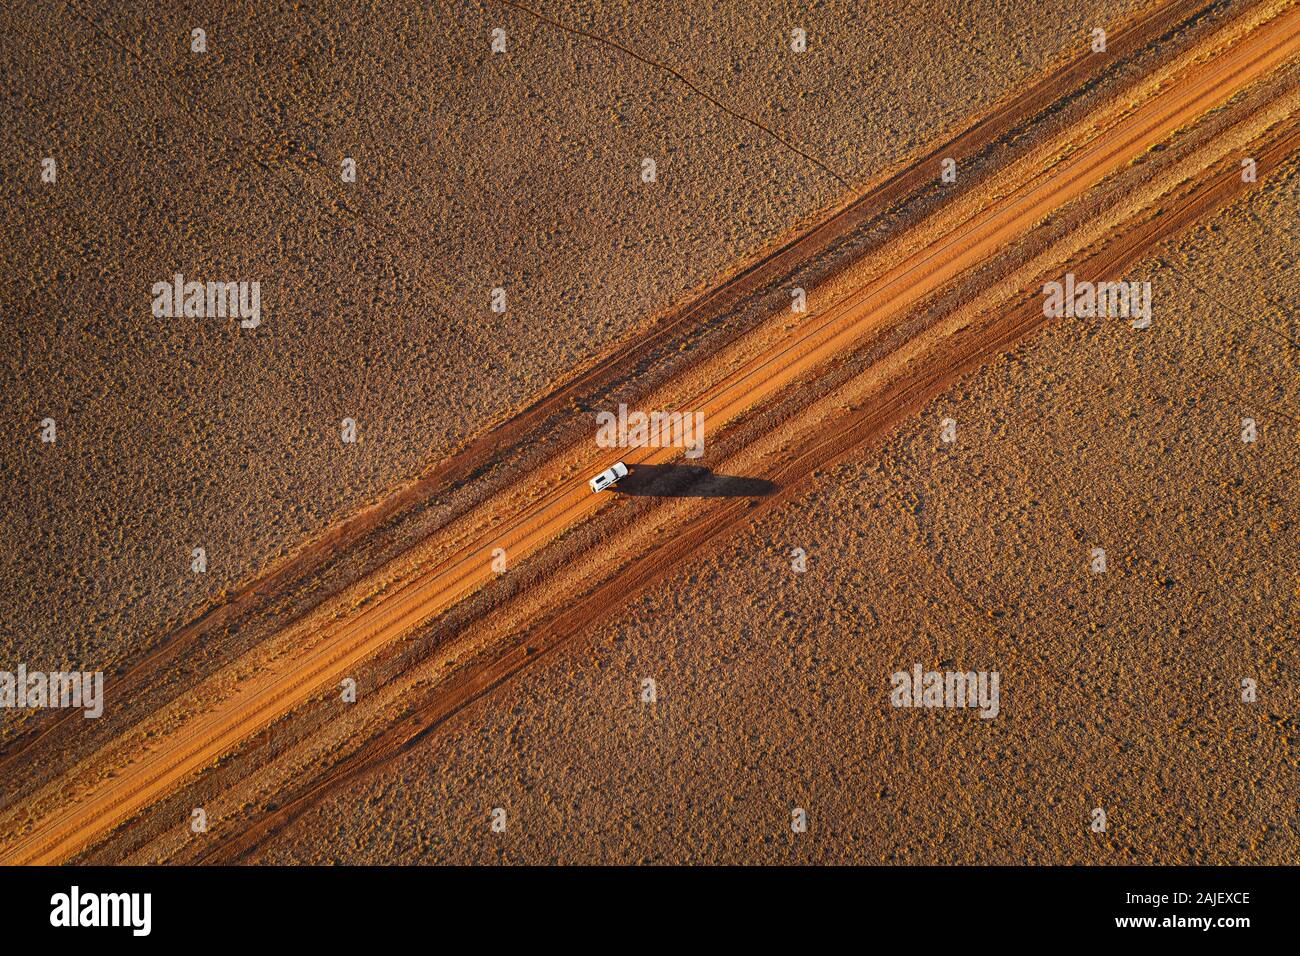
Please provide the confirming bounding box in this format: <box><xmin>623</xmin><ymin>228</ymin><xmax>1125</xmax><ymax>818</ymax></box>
<box><xmin>196</xmin><ymin>105</ymin><xmax>1300</xmax><ymax>863</ymax></box>
<box><xmin>3</xmin><ymin>0</ymin><xmax>1299</xmax><ymax>866</ymax></box>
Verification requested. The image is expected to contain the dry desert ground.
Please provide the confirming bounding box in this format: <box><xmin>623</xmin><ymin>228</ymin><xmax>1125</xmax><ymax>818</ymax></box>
<box><xmin>1</xmin><ymin>0</ymin><xmax>1294</xmax><ymax>867</ymax></box>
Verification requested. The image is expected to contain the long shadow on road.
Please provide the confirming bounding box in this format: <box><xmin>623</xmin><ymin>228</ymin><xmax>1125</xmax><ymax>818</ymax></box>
<box><xmin>615</xmin><ymin>464</ymin><xmax>776</xmax><ymax>498</ymax></box>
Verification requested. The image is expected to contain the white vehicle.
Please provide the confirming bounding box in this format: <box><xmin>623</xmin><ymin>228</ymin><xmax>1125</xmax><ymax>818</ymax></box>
<box><xmin>588</xmin><ymin>461</ymin><xmax>629</xmax><ymax>493</ymax></box>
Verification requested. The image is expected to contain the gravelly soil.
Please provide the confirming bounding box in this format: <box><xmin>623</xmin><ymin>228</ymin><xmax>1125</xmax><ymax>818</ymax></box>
<box><xmin>256</xmin><ymin>160</ymin><xmax>1298</xmax><ymax>865</ymax></box>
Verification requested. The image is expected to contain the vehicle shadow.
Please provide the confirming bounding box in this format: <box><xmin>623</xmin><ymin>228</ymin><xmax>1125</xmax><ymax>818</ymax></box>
<box><xmin>615</xmin><ymin>464</ymin><xmax>777</xmax><ymax>498</ymax></box>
